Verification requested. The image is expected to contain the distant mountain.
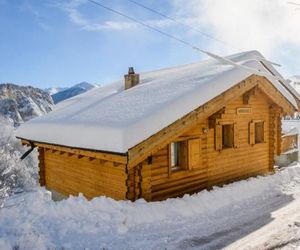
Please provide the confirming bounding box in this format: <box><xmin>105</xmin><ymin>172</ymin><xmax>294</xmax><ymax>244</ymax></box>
<box><xmin>45</xmin><ymin>87</ymin><xmax>67</xmax><ymax>95</ymax></box>
<box><xmin>288</xmin><ymin>76</ymin><xmax>300</xmax><ymax>94</ymax></box>
<box><xmin>51</xmin><ymin>82</ymin><xmax>99</xmax><ymax>104</ymax></box>
<box><xmin>0</xmin><ymin>83</ymin><xmax>54</xmax><ymax>126</ymax></box>
<box><xmin>289</xmin><ymin>75</ymin><xmax>300</xmax><ymax>83</ymax></box>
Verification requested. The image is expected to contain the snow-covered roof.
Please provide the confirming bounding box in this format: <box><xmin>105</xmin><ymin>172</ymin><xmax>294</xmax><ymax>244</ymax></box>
<box><xmin>17</xmin><ymin>51</ymin><xmax>298</xmax><ymax>153</ymax></box>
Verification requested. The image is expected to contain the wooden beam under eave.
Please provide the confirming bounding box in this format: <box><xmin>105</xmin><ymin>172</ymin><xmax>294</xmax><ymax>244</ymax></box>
<box><xmin>242</xmin><ymin>86</ymin><xmax>257</xmax><ymax>105</ymax></box>
<box><xmin>19</xmin><ymin>141</ymin><xmax>128</xmax><ymax>164</ymax></box>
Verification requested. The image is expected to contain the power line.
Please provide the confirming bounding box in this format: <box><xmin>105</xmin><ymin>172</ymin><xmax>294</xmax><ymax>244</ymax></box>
<box><xmin>86</xmin><ymin>0</ymin><xmax>200</xmax><ymax>49</ymax></box>
<box><xmin>127</xmin><ymin>0</ymin><xmax>286</xmax><ymax>67</ymax></box>
<box><xmin>85</xmin><ymin>0</ymin><xmax>284</xmax><ymax>82</ymax></box>
<box><xmin>126</xmin><ymin>0</ymin><xmax>282</xmax><ymax>66</ymax></box>
<box><xmin>126</xmin><ymin>0</ymin><xmax>230</xmax><ymax>48</ymax></box>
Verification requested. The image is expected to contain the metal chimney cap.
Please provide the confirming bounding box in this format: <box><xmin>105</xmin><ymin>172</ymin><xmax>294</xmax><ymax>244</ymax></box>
<box><xmin>128</xmin><ymin>67</ymin><xmax>135</xmax><ymax>74</ymax></box>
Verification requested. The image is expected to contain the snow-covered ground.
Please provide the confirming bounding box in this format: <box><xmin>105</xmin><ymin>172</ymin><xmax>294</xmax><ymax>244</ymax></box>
<box><xmin>1</xmin><ymin>163</ymin><xmax>300</xmax><ymax>250</ymax></box>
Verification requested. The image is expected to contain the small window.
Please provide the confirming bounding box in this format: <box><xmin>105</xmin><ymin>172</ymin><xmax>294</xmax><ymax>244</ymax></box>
<box><xmin>222</xmin><ymin>124</ymin><xmax>234</xmax><ymax>148</ymax></box>
<box><xmin>170</xmin><ymin>141</ymin><xmax>187</xmax><ymax>171</ymax></box>
<box><xmin>255</xmin><ymin>122</ymin><xmax>264</xmax><ymax>143</ymax></box>
<box><xmin>215</xmin><ymin>121</ymin><xmax>238</xmax><ymax>150</ymax></box>
<box><xmin>249</xmin><ymin>120</ymin><xmax>265</xmax><ymax>145</ymax></box>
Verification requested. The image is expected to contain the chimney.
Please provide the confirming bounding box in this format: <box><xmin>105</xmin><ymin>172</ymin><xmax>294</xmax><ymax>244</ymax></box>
<box><xmin>124</xmin><ymin>67</ymin><xmax>139</xmax><ymax>90</ymax></box>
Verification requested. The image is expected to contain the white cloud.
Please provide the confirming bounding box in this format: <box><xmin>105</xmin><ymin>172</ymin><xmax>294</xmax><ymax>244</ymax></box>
<box><xmin>20</xmin><ymin>2</ymin><xmax>51</xmax><ymax>31</ymax></box>
<box><xmin>53</xmin><ymin>0</ymin><xmax>300</xmax><ymax>75</ymax></box>
<box><xmin>171</xmin><ymin>0</ymin><xmax>300</xmax><ymax>76</ymax></box>
<box><xmin>54</xmin><ymin>0</ymin><xmax>195</xmax><ymax>31</ymax></box>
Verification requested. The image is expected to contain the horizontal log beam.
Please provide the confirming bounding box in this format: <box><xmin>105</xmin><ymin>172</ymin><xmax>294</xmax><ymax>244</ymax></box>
<box><xmin>20</xmin><ymin>140</ymin><xmax>127</xmax><ymax>164</ymax></box>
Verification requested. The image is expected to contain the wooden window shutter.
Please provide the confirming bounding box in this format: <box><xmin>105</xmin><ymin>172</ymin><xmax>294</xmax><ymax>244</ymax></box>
<box><xmin>188</xmin><ymin>138</ymin><xmax>201</xmax><ymax>170</ymax></box>
<box><xmin>215</xmin><ymin>124</ymin><xmax>222</xmax><ymax>150</ymax></box>
<box><xmin>249</xmin><ymin>121</ymin><xmax>255</xmax><ymax>145</ymax></box>
<box><xmin>263</xmin><ymin>121</ymin><xmax>267</xmax><ymax>143</ymax></box>
<box><xmin>234</xmin><ymin>123</ymin><xmax>239</xmax><ymax>148</ymax></box>
<box><xmin>178</xmin><ymin>141</ymin><xmax>188</xmax><ymax>169</ymax></box>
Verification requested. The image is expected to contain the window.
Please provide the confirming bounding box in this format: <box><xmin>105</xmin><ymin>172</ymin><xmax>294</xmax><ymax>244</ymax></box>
<box><xmin>249</xmin><ymin>120</ymin><xmax>265</xmax><ymax>145</ymax></box>
<box><xmin>215</xmin><ymin>121</ymin><xmax>238</xmax><ymax>150</ymax></box>
<box><xmin>170</xmin><ymin>138</ymin><xmax>201</xmax><ymax>173</ymax></box>
<box><xmin>255</xmin><ymin>122</ymin><xmax>264</xmax><ymax>143</ymax></box>
<box><xmin>222</xmin><ymin>124</ymin><xmax>234</xmax><ymax>148</ymax></box>
<box><xmin>170</xmin><ymin>141</ymin><xmax>187</xmax><ymax>171</ymax></box>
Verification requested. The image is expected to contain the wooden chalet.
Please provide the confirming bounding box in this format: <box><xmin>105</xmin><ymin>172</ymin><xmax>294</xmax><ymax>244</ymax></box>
<box><xmin>17</xmin><ymin>51</ymin><xmax>300</xmax><ymax>201</ymax></box>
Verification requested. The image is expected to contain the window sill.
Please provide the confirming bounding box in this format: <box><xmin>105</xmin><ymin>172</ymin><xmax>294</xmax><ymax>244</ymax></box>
<box><xmin>218</xmin><ymin>146</ymin><xmax>236</xmax><ymax>152</ymax></box>
<box><xmin>170</xmin><ymin>168</ymin><xmax>191</xmax><ymax>178</ymax></box>
<box><xmin>252</xmin><ymin>142</ymin><xmax>267</xmax><ymax>146</ymax></box>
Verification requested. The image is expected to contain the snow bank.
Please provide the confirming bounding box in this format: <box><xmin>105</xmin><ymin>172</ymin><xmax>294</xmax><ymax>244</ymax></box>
<box><xmin>0</xmin><ymin>118</ymin><xmax>38</xmax><ymax>205</ymax></box>
<box><xmin>16</xmin><ymin>51</ymin><xmax>298</xmax><ymax>153</ymax></box>
<box><xmin>1</xmin><ymin>165</ymin><xmax>300</xmax><ymax>250</ymax></box>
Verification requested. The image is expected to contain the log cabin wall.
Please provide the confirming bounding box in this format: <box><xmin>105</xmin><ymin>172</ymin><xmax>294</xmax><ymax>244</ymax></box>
<box><xmin>281</xmin><ymin>134</ymin><xmax>298</xmax><ymax>154</ymax></box>
<box><xmin>39</xmin><ymin>148</ymin><xmax>127</xmax><ymax>200</ymax></box>
<box><xmin>137</xmin><ymin>90</ymin><xmax>280</xmax><ymax>201</ymax></box>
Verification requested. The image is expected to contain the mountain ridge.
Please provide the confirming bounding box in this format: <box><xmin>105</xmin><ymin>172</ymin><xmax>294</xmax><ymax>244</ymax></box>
<box><xmin>0</xmin><ymin>83</ymin><xmax>53</xmax><ymax>126</ymax></box>
<box><xmin>50</xmin><ymin>81</ymin><xmax>99</xmax><ymax>104</ymax></box>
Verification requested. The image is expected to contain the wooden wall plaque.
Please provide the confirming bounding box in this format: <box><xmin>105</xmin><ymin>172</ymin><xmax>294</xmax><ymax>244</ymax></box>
<box><xmin>237</xmin><ymin>107</ymin><xmax>252</xmax><ymax>115</ymax></box>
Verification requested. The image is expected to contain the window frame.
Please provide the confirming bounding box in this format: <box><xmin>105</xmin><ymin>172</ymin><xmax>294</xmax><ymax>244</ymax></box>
<box><xmin>222</xmin><ymin>123</ymin><xmax>235</xmax><ymax>149</ymax></box>
<box><xmin>169</xmin><ymin>140</ymin><xmax>188</xmax><ymax>172</ymax></box>
<box><xmin>215</xmin><ymin>120</ymin><xmax>238</xmax><ymax>151</ymax></box>
<box><xmin>168</xmin><ymin>137</ymin><xmax>201</xmax><ymax>176</ymax></box>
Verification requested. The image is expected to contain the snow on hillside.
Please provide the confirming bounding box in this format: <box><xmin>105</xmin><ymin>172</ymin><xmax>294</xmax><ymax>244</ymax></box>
<box><xmin>45</xmin><ymin>87</ymin><xmax>67</xmax><ymax>95</ymax></box>
<box><xmin>51</xmin><ymin>82</ymin><xmax>99</xmax><ymax>104</ymax></box>
<box><xmin>0</xmin><ymin>83</ymin><xmax>53</xmax><ymax>126</ymax></box>
<box><xmin>0</xmin><ymin>83</ymin><xmax>50</xmax><ymax>205</ymax></box>
<box><xmin>1</xmin><ymin>164</ymin><xmax>300</xmax><ymax>249</ymax></box>
<box><xmin>0</xmin><ymin>118</ymin><xmax>38</xmax><ymax>204</ymax></box>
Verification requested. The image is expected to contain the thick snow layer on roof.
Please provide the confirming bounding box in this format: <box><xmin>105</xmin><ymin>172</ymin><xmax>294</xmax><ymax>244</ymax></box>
<box><xmin>17</xmin><ymin>51</ymin><xmax>298</xmax><ymax>153</ymax></box>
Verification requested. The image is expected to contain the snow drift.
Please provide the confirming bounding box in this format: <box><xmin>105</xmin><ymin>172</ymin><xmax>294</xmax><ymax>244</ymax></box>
<box><xmin>1</xmin><ymin>164</ymin><xmax>300</xmax><ymax>250</ymax></box>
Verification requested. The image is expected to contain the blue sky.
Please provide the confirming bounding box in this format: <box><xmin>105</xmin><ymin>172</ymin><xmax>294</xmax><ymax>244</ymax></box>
<box><xmin>0</xmin><ymin>0</ymin><xmax>300</xmax><ymax>88</ymax></box>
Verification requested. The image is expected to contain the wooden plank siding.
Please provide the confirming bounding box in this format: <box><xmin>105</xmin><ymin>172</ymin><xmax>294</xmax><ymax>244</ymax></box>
<box><xmin>43</xmin><ymin>149</ymin><xmax>127</xmax><ymax>200</ymax></box>
<box><xmin>136</xmin><ymin>90</ymin><xmax>278</xmax><ymax>201</ymax></box>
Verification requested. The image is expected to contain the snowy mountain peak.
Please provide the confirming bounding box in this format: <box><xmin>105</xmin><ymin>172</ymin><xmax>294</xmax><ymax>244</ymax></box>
<box><xmin>73</xmin><ymin>81</ymin><xmax>99</xmax><ymax>89</ymax></box>
<box><xmin>45</xmin><ymin>87</ymin><xmax>67</xmax><ymax>95</ymax></box>
<box><xmin>290</xmin><ymin>75</ymin><xmax>300</xmax><ymax>83</ymax></box>
<box><xmin>0</xmin><ymin>83</ymin><xmax>54</xmax><ymax>126</ymax></box>
<box><xmin>288</xmin><ymin>75</ymin><xmax>300</xmax><ymax>94</ymax></box>
<box><xmin>51</xmin><ymin>82</ymin><xmax>100</xmax><ymax>104</ymax></box>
